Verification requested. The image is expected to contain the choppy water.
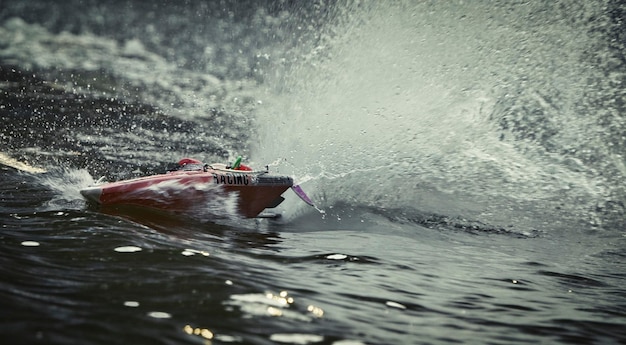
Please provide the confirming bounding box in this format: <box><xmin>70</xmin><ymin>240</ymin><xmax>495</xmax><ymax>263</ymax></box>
<box><xmin>1</xmin><ymin>1</ymin><xmax>626</xmax><ymax>344</ymax></box>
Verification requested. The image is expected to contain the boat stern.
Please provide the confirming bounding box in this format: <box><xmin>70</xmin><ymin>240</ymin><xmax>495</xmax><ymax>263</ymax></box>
<box><xmin>80</xmin><ymin>186</ymin><xmax>103</xmax><ymax>204</ymax></box>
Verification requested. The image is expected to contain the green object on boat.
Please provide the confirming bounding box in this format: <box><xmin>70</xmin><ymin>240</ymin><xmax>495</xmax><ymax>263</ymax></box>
<box><xmin>232</xmin><ymin>156</ymin><xmax>242</xmax><ymax>169</ymax></box>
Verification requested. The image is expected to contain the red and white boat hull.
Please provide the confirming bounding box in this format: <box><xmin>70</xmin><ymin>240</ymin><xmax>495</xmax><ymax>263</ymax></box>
<box><xmin>81</xmin><ymin>168</ymin><xmax>293</xmax><ymax>218</ymax></box>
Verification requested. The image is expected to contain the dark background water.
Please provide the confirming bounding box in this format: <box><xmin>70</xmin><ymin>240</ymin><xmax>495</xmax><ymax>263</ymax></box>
<box><xmin>1</xmin><ymin>1</ymin><xmax>626</xmax><ymax>344</ymax></box>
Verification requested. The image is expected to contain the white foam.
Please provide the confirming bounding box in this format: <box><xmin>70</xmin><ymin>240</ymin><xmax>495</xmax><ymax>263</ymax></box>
<box><xmin>0</xmin><ymin>17</ymin><xmax>256</xmax><ymax>122</ymax></box>
<box><xmin>114</xmin><ymin>246</ymin><xmax>142</xmax><ymax>253</ymax></box>
<box><xmin>0</xmin><ymin>152</ymin><xmax>46</xmax><ymax>173</ymax></box>
<box><xmin>182</xmin><ymin>249</ymin><xmax>210</xmax><ymax>257</ymax></box>
<box><xmin>147</xmin><ymin>311</ymin><xmax>171</xmax><ymax>319</ymax></box>
<box><xmin>37</xmin><ymin>168</ymin><xmax>96</xmax><ymax>206</ymax></box>
<box><xmin>270</xmin><ymin>334</ymin><xmax>324</xmax><ymax>344</ymax></box>
<box><xmin>385</xmin><ymin>301</ymin><xmax>407</xmax><ymax>310</ymax></box>
<box><xmin>123</xmin><ymin>301</ymin><xmax>140</xmax><ymax>307</ymax></box>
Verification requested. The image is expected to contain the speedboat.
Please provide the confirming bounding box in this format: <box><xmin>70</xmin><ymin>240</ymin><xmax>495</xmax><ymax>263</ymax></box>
<box><xmin>80</xmin><ymin>157</ymin><xmax>313</xmax><ymax>218</ymax></box>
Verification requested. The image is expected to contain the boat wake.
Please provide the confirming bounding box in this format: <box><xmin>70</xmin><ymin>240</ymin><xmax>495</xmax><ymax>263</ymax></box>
<box><xmin>251</xmin><ymin>1</ymin><xmax>625</xmax><ymax>233</ymax></box>
<box><xmin>1</xmin><ymin>0</ymin><xmax>624</xmax><ymax>233</ymax></box>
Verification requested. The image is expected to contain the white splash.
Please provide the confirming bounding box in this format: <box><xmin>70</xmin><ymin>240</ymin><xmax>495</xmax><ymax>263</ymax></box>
<box><xmin>326</xmin><ymin>254</ymin><xmax>347</xmax><ymax>260</ymax></box>
<box><xmin>0</xmin><ymin>152</ymin><xmax>46</xmax><ymax>173</ymax></box>
<box><xmin>114</xmin><ymin>246</ymin><xmax>142</xmax><ymax>253</ymax></box>
<box><xmin>147</xmin><ymin>311</ymin><xmax>171</xmax><ymax>319</ymax></box>
<box><xmin>270</xmin><ymin>334</ymin><xmax>324</xmax><ymax>344</ymax></box>
<box><xmin>385</xmin><ymin>301</ymin><xmax>407</xmax><ymax>310</ymax></box>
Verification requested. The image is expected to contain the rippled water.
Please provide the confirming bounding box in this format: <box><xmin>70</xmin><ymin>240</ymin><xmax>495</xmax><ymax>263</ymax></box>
<box><xmin>3</xmin><ymin>180</ymin><xmax>625</xmax><ymax>344</ymax></box>
<box><xmin>2</xmin><ymin>1</ymin><xmax>626</xmax><ymax>344</ymax></box>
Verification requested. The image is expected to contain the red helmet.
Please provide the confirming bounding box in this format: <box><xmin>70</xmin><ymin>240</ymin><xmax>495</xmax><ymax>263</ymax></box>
<box><xmin>178</xmin><ymin>158</ymin><xmax>202</xmax><ymax>166</ymax></box>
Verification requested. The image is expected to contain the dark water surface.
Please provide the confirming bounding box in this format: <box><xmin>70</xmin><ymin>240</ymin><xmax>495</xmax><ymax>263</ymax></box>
<box><xmin>2</xmin><ymin>1</ymin><xmax>626</xmax><ymax>344</ymax></box>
